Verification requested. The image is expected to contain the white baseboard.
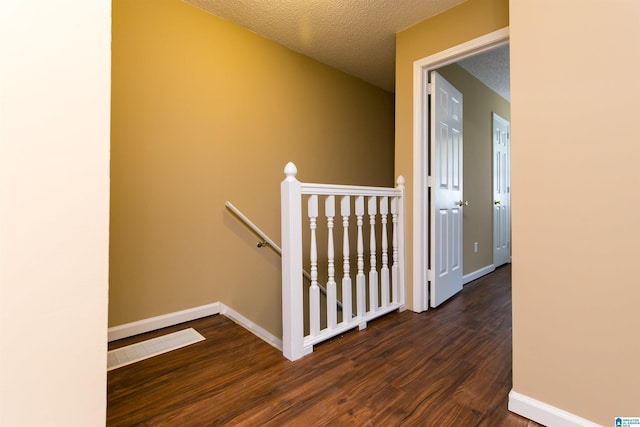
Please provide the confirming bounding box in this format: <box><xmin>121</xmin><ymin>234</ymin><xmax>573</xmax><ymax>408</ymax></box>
<box><xmin>463</xmin><ymin>264</ymin><xmax>495</xmax><ymax>285</ymax></box>
<box><xmin>107</xmin><ymin>302</ymin><xmax>283</xmax><ymax>352</ymax></box>
<box><xmin>108</xmin><ymin>302</ymin><xmax>221</xmax><ymax>342</ymax></box>
<box><xmin>508</xmin><ymin>390</ymin><xmax>602</xmax><ymax>427</ymax></box>
<box><xmin>219</xmin><ymin>303</ymin><xmax>283</xmax><ymax>351</ymax></box>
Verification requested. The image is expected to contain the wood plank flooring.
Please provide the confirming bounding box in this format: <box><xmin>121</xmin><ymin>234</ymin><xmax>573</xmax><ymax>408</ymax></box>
<box><xmin>107</xmin><ymin>264</ymin><xmax>540</xmax><ymax>426</ymax></box>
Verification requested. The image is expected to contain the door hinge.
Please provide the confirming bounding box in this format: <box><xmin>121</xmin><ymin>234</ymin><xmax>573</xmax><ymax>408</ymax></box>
<box><xmin>427</xmin><ymin>176</ymin><xmax>433</xmax><ymax>187</ymax></box>
<box><xmin>427</xmin><ymin>83</ymin><xmax>432</xmax><ymax>95</ymax></box>
<box><xmin>427</xmin><ymin>269</ymin><xmax>434</xmax><ymax>281</ymax></box>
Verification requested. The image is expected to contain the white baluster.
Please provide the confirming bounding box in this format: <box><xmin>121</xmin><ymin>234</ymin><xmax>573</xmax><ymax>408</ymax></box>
<box><xmin>308</xmin><ymin>194</ymin><xmax>320</xmax><ymax>336</ymax></box>
<box><xmin>380</xmin><ymin>196</ymin><xmax>389</xmax><ymax>308</ymax></box>
<box><xmin>325</xmin><ymin>196</ymin><xmax>337</xmax><ymax>330</ymax></box>
<box><xmin>391</xmin><ymin>195</ymin><xmax>399</xmax><ymax>305</ymax></box>
<box><xmin>368</xmin><ymin>196</ymin><xmax>378</xmax><ymax>313</ymax></box>
<box><xmin>355</xmin><ymin>196</ymin><xmax>366</xmax><ymax>319</ymax></box>
<box><xmin>281</xmin><ymin>162</ymin><xmax>304</xmax><ymax>361</ymax></box>
<box><xmin>397</xmin><ymin>176</ymin><xmax>406</xmax><ymax>306</ymax></box>
<box><xmin>341</xmin><ymin>195</ymin><xmax>352</xmax><ymax>324</ymax></box>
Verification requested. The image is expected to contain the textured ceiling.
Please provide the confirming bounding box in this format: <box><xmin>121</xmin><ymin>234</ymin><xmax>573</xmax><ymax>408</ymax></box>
<box><xmin>185</xmin><ymin>0</ymin><xmax>467</xmax><ymax>92</ymax></box>
<box><xmin>458</xmin><ymin>44</ymin><xmax>510</xmax><ymax>101</ymax></box>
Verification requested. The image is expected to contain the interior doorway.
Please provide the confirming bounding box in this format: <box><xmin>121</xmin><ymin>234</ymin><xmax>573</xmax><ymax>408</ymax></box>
<box><xmin>411</xmin><ymin>27</ymin><xmax>510</xmax><ymax>312</ymax></box>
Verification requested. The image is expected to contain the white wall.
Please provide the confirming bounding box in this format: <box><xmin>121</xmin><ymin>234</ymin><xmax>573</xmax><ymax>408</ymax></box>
<box><xmin>0</xmin><ymin>1</ymin><xmax>110</xmax><ymax>426</ymax></box>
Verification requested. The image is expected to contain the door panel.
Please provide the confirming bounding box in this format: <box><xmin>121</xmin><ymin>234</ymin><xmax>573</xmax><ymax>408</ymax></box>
<box><xmin>451</xmin><ymin>125</ymin><xmax>462</xmax><ymax>192</ymax></box>
<box><xmin>437</xmin><ymin>209</ymin><xmax>448</xmax><ymax>276</ymax></box>
<box><xmin>493</xmin><ymin>113</ymin><xmax>511</xmax><ymax>267</ymax></box>
<box><xmin>451</xmin><ymin>207</ymin><xmax>461</xmax><ymax>270</ymax></box>
<box><xmin>430</xmin><ymin>71</ymin><xmax>464</xmax><ymax>308</ymax></box>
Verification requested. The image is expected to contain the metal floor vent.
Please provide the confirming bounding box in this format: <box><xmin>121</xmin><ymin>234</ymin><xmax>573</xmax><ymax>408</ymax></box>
<box><xmin>107</xmin><ymin>328</ymin><xmax>205</xmax><ymax>371</ymax></box>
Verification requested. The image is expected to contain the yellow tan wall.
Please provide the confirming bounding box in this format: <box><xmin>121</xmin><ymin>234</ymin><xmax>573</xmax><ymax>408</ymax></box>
<box><xmin>0</xmin><ymin>0</ymin><xmax>110</xmax><ymax>425</ymax></box>
<box><xmin>510</xmin><ymin>0</ymin><xmax>640</xmax><ymax>423</ymax></box>
<box><xmin>396</xmin><ymin>0</ymin><xmax>509</xmax><ymax>309</ymax></box>
<box><xmin>437</xmin><ymin>64</ymin><xmax>511</xmax><ymax>275</ymax></box>
<box><xmin>110</xmin><ymin>0</ymin><xmax>395</xmax><ymax>336</ymax></box>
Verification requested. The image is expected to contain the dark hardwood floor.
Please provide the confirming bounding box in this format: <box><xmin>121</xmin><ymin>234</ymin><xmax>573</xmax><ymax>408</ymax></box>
<box><xmin>108</xmin><ymin>264</ymin><xmax>540</xmax><ymax>426</ymax></box>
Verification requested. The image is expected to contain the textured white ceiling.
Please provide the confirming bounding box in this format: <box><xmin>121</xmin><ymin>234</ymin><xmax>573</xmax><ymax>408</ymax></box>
<box><xmin>185</xmin><ymin>0</ymin><xmax>467</xmax><ymax>92</ymax></box>
<box><xmin>458</xmin><ymin>44</ymin><xmax>510</xmax><ymax>101</ymax></box>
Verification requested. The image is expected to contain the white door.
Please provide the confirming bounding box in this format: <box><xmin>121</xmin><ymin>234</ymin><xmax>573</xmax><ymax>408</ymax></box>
<box><xmin>493</xmin><ymin>113</ymin><xmax>511</xmax><ymax>267</ymax></box>
<box><xmin>430</xmin><ymin>71</ymin><xmax>464</xmax><ymax>308</ymax></box>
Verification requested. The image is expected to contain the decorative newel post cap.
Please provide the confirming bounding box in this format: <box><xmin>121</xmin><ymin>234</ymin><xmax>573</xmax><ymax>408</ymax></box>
<box><xmin>397</xmin><ymin>176</ymin><xmax>405</xmax><ymax>187</ymax></box>
<box><xmin>284</xmin><ymin>162</ymin><xmax>298</xmax><ymax>178</ymax></box>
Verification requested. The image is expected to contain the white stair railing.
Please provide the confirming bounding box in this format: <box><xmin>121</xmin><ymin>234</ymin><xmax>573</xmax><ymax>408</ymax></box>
<box><xmin>281</xmin><ymin>162</ymin><xmax>406</xmax><ymax>361</ymax></box>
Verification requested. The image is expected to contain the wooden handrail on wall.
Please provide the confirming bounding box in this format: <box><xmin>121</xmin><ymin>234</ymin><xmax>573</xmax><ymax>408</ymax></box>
<box><xmin>225</xmin><ymin>201</ymin><xmax>282</xmax><ymax>254</ymax></box>
<box><xmin>224</xmin><ymin>200</ymin><xmax>334</xmax><ymax>301</ymax></box>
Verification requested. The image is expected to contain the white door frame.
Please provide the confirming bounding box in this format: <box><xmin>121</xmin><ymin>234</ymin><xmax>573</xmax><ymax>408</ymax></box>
<box><xmin>411</xmin><ymin>27</ymin><xmax>510</xmax><ymax>313</ymax></box>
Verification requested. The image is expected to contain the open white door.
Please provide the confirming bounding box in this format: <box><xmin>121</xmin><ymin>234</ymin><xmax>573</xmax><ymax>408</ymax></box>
<box><xmin>430</xmin><ymin>71</ymin><xmax>464</xmax><ymax>308</ymax></box>
<box><xmin>493</xmin><ymin>113</ymin><xmax>511</xmax><ymax>267</ymax></box>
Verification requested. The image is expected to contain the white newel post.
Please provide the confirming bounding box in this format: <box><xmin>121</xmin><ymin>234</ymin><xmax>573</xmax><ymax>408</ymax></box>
<box><xmin>281</xmin><ymin>162</ymin><xmax>305</xmax><ymax>361</ymax></box>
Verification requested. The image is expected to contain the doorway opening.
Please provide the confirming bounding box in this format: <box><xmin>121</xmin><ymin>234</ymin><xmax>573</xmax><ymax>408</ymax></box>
<box><xmin>412</xmin><ymin>27</ymin><xmax>510</xmax><ymax>312</ymax></box>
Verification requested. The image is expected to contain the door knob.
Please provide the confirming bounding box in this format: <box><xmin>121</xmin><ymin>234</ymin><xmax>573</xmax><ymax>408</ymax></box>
<box><xmin>458</xmin><ymin>200</ymin><xmax>468</xmax><ymax>206</ymax></box>
<box><xmin>494</xmin><ymin>200</ymin><xmax>501</xmax><ymax>205</ymax></box>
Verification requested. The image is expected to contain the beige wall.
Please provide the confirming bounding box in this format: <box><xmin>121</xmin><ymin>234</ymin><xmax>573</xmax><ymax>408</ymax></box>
<box><xmin>511</xmin><ymin>0</ymin><xmax>640</xmax><ymax>423</ymax></box>
<box><xmin>0</xmin><ymin>1</ymin><xmax>110</xmax><ymax>426</ymax></box>
<box><xmin>110</xmin><ymin>0</ymin><xmax>395</xmax><ymax>336</ymax></box>
<box><xmin>438</xmin><ymin>64</ymin><xmax>511</xmax><ymax>275</ymax></box>
<box><xmin>396</xmin><ymin>0</ymin><xmax>509</xmax><ymax>309</ymax></box>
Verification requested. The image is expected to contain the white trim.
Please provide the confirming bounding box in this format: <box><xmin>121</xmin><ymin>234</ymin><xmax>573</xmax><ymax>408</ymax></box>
<box><xmin>108</xmin><ymin>302</ymin><xmax>283</xmax><ymax>351</ymax></box>
<box><xmin>411</xmin><ymin>27</ymin><xmax>510</xmax><ymax>313</ymax></box>
<box><xmin>220</xmin><ymin>303</ymin><xmax>283</xmax><ymax>351</ymax></box>
<box><xmin>462</xmin><ymin>264</ymin><xmax>495</xmax><ymax>285</ymax></box>
<box><xmin>301</xmin><ymin>182</ymin><xmax>403</xmax><ymax>197</ymax></box>
<box><xmin>412</xmin><ymin>62</ymin><xmax>429</xmax><ymax>313</ymax></box>
<box><xmin>108</xmin><ymin>302</ymin><xmax>221</xmax><ymax>342</ymax></box>
<box><xmin>414</xmin><ymin>28</ymin><xmax>510</xmax><ymax>71</ymax></box>
<box><xmin>508</xmin><ymin>391</ymin><xmax>602</xmax><ymax>427</ymax></box>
